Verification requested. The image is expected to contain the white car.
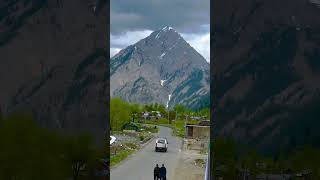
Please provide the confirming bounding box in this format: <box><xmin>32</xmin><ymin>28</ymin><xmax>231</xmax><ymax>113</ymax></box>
<box><xmin>155</xmin><ymin>138</ymin><xmax>168</xmax><ymax>152</ymax></box>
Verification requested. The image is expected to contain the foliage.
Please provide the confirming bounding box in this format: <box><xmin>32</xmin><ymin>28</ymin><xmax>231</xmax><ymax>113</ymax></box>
<box><xmin>64</xmin><ymin>134</ymin><xmax>95</xmax><ymax>180</ymax></box>
<box><xmin>196</xmin><ymin>107</ymin><xmax>210</xmax><ymax>119</ymax></box>
<box><xmin>141</xmin><ymin>118</ymin><xmax>169</xmax><ymax>125</ymax></box>
<box><xmin>173</xmin><ymin>104</ymin><xmax>187</xmax><ymax>114</ymax></box>
<box><xmin>110</xmin><ymin>98</ymin><xmax>131</xmax><ymax>131</ymax></box>
<box><xmin>110</xmin><ymin>142</ymin><xmax>139</xmax><ymax>167</ymax></box>
<box><xmin>129</xmin><ymin>103</ymin><xmax>142</xmax><ymax>122</ymax></box>
<box><xmin>110</xmin><ymin>98</ymin><xmax>210</xmax><ymax>139</ymax></box>
<box><xmin>140</xmin><ymin>124</ymin><xmax>159</xmax><ymax>133</ymax></box>
<box><xmin>212</xmin><ymin>136</ymin><xmax>320</xmax><ymax>179</ymax></box>
<box><xmin>0</xmin><ymin>114</ymin><xmax>106</xmax><ymax>180</ymax></box>
<box><xmin>110</xmin><ymin>149</ymin><xmax>134</xmax><ymax>167</ymax></box>
<box><xmin>172</xmin><ymin>120</ymin><xmax>199</xmax><ymax>137</ymax></box>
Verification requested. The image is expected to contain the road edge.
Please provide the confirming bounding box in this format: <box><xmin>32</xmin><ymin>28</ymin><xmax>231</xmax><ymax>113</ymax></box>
<box><xmin>110</xmin><ymin>132</ymin><xmax>158</xmax><ymax>170</ymax></box>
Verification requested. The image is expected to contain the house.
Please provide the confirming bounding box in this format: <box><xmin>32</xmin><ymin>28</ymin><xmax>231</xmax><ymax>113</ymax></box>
<box><xmin>199</xmin><ymin>120</ymin><xmax>210</xmax><ymax>126</ymax></box>
<box><xmin>141</xmin><ymin>111</ymin><xmax>162</xmax><ymax>120</ymax></box>
<box><xmin>141</xmin><ymin>112</ymin><xmax>153</xmax><ymax>120</ymax></box>
<box><xmin>151</xmin><ymin>111</ymin><xmax>162</xmax><ymax>118</ymax></box>
<box><xmin>184</xmin><ymin>120</ymin><xmax>210</xmax><ymax>151</ymax></box>
<box><xmin>185</xmin><ymin>120</ymin><xmax>210</xmax><ymax>139</ymax></box>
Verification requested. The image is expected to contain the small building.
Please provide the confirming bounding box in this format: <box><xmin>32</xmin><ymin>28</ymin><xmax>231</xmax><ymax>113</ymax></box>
<box><xmin>185</xmin><ymin>121</ymin><xmax>210</xmax><ymax>139</ymax></box>
<box><xmin>141</xmin><ymin>111</ymin><xmax>162</xmax><ymax>120</ymax></box>
<box><xmin>199</xmin><ymin>120</ymin><xmax>210</xmax><ymax>126</ymax></box>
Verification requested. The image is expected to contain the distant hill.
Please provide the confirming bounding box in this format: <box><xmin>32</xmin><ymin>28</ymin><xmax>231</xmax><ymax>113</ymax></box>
<box><xmin>0</xmin><ymin>0</ymin><xmax>108</xmax><ymax>142</ymax></box>
<box><xmin>213</xmin><ymin>0</ymin><xmax>320</xmax><ymax>154</ymax></box>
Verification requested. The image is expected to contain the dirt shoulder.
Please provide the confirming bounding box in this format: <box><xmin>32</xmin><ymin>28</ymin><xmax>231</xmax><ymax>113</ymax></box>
<box><xmin>173</xmin><ymin>149</ymin><xmax>207</xmax><ymax>180</ymax></box>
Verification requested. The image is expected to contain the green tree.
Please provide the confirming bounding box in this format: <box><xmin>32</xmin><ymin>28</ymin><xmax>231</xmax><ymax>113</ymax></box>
<box><xmin>213</xmin><ymin>136</ymin><xmax>238</xmax><ymax>179</ymax></box>
<box><xmin>0</xmin><ymin>114</ymin><xmax>69</xmax><ymax>180</ymax></box>
<box><xmin>157</xmin><ymin>104</ymin><xmax>167</xmax><ymax>116</ymax></box>
<box><xmin>144</xmin><ymin>104</ymin><xmax>154</xmax><ymax>112</ymax></box>
<box><xmin>173</xmin><ymin>104</ymin><xmax>187</xmax><ymax>120</ymax></box>
<box><xmin>198</xmin><ymin>107</ymin><xmax>210</xmax><ymax>119</ymax></box>
<box><xmin>129</xmin><ymin>103</ymin><xmax>141</xmax><ymax>122</ymax></box>
<box><xmin>110</xmin><ymin>98</ymin><xmax>131</xmax><ymax>131</ymax></box>
<box><xmin>0</xmin><ymin>114</ymin><xmax>108</xmax><ymax>180</ymax></box>
<box><xmin>65</xmin><ymin>134</ymin><xmax>94</xmax><ymax>180</ymax></box>
<box><xmin>152</xmin><ymin>103</ymin><xmax>159</xmax><ymax>111</ymax></box>
<box><xmin>288</xmin><ymin>145</ymin><xmax>320</xmax><ymax>178</ymax></box>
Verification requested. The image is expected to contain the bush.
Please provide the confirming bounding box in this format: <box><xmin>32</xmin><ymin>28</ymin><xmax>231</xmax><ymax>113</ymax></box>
<box><xmin>0</xmin><ymin>114</ymin><xmax>104</xmax><ymax>180</ymax></box>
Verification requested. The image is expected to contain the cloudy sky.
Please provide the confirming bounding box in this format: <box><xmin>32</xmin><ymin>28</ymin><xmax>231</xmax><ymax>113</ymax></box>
<box><xmin>110</xmin><ymin>0</ymin><xmax>210</xmax><ymax>62</ymax></box>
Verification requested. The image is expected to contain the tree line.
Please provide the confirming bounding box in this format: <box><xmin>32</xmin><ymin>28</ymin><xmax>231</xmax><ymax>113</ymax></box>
<box><xmin>0</xmin><ymin>114</ymin><xmax>108</xmax><ymax>180</ymax></box>
<box><xmin>212</xmin><ymin>136</ymin><xmax>320</xmax><ymax>179</ymax></box>
<box><xmin>110</xmin><ymin>98</ymin><xmax>210</xmax><ymax>131</ymax></box>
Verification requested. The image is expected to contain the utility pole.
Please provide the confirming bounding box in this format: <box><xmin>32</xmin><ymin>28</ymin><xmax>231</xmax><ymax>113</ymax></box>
<box><xmin>175</xmin><ymin>110</ymin><xmax>177</xmax><ymax>121</ymax></box>
<box><xmin>167</xmin><ymin>109</ymin><xmax>169</xmax><ymax>124</ymax></box>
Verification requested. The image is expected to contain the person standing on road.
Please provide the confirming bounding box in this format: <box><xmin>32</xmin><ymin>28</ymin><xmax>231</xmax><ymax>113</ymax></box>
<box><xmin>154</xmin><ymin>164</ymin><xmax>160</xmax><ymax>180</ymax></box>
<box><xmin>159</xmin><ymin>164</ymin><xmax>167</xmax><ymax>180</ymax></box>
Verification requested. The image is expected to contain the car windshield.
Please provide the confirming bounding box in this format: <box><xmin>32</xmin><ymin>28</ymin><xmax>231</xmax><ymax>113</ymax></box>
<box><xmin>157</xmin><ymin>139</ymin><xmax>165</xmax><ymax>143</ymax></box>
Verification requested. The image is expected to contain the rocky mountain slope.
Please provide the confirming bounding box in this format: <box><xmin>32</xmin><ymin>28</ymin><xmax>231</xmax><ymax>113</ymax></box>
<box><xmin>212</xmin><ymin>0</ymin><xmax>320</xmax><ymax>154</ymax></box>
<box><xmin>0</xmin><ymin>0</ymin><xmax>108</xmax><ymax>142</ymax></box>
<box><xmin>110</xmin><ymin>26</ymin><xmax>210</xmax><ymax>110</ymax></box>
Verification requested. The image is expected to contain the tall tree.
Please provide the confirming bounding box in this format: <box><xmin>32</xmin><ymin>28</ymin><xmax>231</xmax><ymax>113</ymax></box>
<box><xmin>173</xmin><ymin>104</ymin><xmax>187</xmax><ymax>120</ymax></box>
<box><xmin>65</xmin><ymin>134</ymin><xmax>94</xmax><ymax>180</ymax></box>
<box><xmin>129</xmin><ymin>103</ymin><xmax>141</xmax><ymax>122</ymax></box>
<box><xmin>110</xmin><ymin>98</ymin><xmax>131</xmax><ymax>130</ymax></box>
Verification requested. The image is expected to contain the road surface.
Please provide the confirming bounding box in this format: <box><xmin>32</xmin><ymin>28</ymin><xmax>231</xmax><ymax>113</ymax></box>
<box><xmin>111</xmin><ymin>126</ymin><xmax>182</xmax><ymax>180</ymax></box>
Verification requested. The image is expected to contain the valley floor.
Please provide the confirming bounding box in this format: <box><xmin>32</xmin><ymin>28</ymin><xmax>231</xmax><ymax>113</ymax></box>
<box><xmin>173</xmin><ymin>149</ymin><xmax>207</xmax><ymax>180</ymax></box>
<box><xmin>110</xmin><ymin>126</ymin><xmax>207</xmax><ymax>180</ymax></box>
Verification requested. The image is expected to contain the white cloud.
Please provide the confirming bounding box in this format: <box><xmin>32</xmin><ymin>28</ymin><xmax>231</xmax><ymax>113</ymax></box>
<box><xmin>110</xmin><ymin>27</ymin><xmax>210</xmax><ymax>62</ymax></box>
<box><xmin>181</xmin><ymin>32</ymin><xmax>210</xmax><ymax>62</ymax></box>
<box><xmin>111</xmin><ymin>30</ymin><xmax>152</xmax><ymax>48</ymax></box>
<box><xmin>110</xmin><ymin>48</ymin><xmax>121</xmax><ymax>57</ymax></box>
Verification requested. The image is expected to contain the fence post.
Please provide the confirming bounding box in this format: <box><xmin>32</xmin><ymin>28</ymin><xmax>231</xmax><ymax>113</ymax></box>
<box><xmin>204</xmin><ymin>143</ymin><xmax>210</xmax><ymax>180</ymax></box>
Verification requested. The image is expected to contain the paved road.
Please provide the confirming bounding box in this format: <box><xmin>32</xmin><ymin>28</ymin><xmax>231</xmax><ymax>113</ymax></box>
<box><xmin>111</xmin><ymin>126</ymin><xmax>182</xmax><ymax>180</ymax></box>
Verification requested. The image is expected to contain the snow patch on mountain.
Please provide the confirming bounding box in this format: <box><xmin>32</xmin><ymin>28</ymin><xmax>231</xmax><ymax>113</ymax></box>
<box><xmin>160</xmin><ymin>80</ymin><xmax>166</xmax><ymax>86</ymax></box>
<box><xmin>160</xmin><ymin>52</ymin><xmax>166</xmax><ymax>59</ymax></box>
<box><xmin>161</xmin><ymin>26</ymin><xmax>176</xmax><ymax>32</ymax></box>
<box><xmin>155</xmin><ymin>32</ymin><xmax>161</xmax><ymax>39</ymax></box>
<box><xmin>166</xmin><ymin>94</ymin><xmax>172</xmax><ymax>108</ymax></box>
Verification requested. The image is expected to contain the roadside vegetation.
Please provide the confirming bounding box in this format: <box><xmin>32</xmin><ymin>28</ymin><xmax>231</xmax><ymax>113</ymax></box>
<box><xmin>212</xmin><ymin>137</ymin><xmax>320</xmax><ymax>179</ymax></box>
<box><xmin>110</xmin><ymin>142</ymin><xmax>138</xmax><ymax>166</ymax></box>
<box><xmin>110</xmin><ymin>98</ymin><xmax>210</xmax><ymax>166</ymax></box>
<box><xmin>110</xmin><ymin>98</ymin><xmax>210</xmax><ymax>137</ymax></box>
<box><xmin>110</xmin><ymin>130</ymin><xmax>154</xmax><ymax>167</ymax></box>
<box><xmin>0</xmin><ymin>113</ymin><xmax>108</xmax><ymax>180</ymax></box>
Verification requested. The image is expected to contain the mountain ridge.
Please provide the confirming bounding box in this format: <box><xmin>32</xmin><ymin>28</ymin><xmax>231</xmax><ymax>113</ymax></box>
<box><xmin>110</xmin><ymin>26</ymin><xmax>210</xmax><ymax>110</ymax></box>
<box><xmin>0</xmin><ymin>0</ymin><xmax>108</xmax><ymax>143</ymax></box>
<box><xmin>212</xmin><ymin>0</ymin><xmax>320</xmax><ymax>154</ymax></box>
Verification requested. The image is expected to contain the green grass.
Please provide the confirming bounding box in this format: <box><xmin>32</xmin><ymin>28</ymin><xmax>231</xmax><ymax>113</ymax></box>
<box><xmin>139</xmin><ymin>118</ymin><xmax>200</xmax><ymax>137</ymax></box>
<box><xmin>141</xmin><ymin>119</ymin><xmax>200</xmax><ymax>137</ymax></box>
<box><xmin>110</xmin><ymin>143</ymin><xmax>139</xmax><ymax>167</ymax></box>
<box><xmin>172</xmin><ymin>119</ymin><xmax>199</xmax><ymax>137</ymax></box>
<box><xmin>110</xmin><ymin>149</ymin><xmax>135</xmax><ymax>167</ymax></box>
<box><xmin>140</xmin><ymin>118</ymin><xmax>170</xmax><ymax>125</ymax></box>
<box><xmin>142</xmin><ymin>124</ymin><xmax>159</xmax><ymax>133</ymax></box>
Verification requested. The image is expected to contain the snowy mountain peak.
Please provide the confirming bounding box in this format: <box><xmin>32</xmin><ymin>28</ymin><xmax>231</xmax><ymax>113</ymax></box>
<box><xmin>111</xmin><ymin>26</ymin><xmax>209</xmax><ymax>110</ymax></box>
<box><xmin>161</xmin><ymin>26</ymin><xmax>174</xmax><ymax>31</ymax></box>
<box><xmin>154</xmin><ymin>26</ymin><xmax>180</xmax><ymax>40</ymax></box>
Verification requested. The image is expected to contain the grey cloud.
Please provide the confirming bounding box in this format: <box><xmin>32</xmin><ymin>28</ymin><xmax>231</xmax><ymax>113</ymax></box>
<box><xmin>111</xmin><ymin>0</ymin><xmax>210</xmax><ymax>34</ymax></box>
